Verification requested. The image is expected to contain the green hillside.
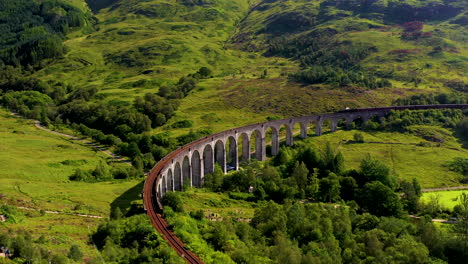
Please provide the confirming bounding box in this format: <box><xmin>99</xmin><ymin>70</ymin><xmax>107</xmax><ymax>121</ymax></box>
<box><xmin>29</xmin><ymin>0</ymin><xmax>467</xmax><ymax>132</ymax></box>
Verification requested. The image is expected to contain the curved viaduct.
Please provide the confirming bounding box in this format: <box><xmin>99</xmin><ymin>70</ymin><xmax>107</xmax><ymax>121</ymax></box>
<box><xmin>142</xmin><ymin>104</ymin><xmax>468</xmax><ymax>264</ymax></box>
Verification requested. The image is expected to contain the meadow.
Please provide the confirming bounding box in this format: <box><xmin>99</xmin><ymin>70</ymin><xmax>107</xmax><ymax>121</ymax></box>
<box><xmin>421</xmin><ymin>190</ymin><xmax>468</xmax><ymax>210</ymax></box>
<box><xmin>0</xmin><ymin>108</ymin><xmax>142</xmax><ymax>256</ymax></box>
<box><xmin>298</xmin><ymin>128</ymin><xmax>468</xmax><ymax>188</ymax></box>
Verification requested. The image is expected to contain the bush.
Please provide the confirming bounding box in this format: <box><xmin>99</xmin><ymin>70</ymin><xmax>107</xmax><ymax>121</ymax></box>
<box><xmin>162</xmin><ymin>192</ymin><xmax>184</xmax><ymax>213</ymax></box>
<box><xmin>68</xmin><ymin>245</ymin><xmax>83</xmax><ymax>262</ymax></box>
<box><xmin>353</xmin><ymin>133</ymin><xmax>364</xmax><ymax>143</ymax></box>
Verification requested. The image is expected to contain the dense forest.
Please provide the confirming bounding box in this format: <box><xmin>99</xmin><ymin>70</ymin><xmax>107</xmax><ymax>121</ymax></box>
<box><xmin>0</xmin><ymin>0</ymin><xmax>94</xmax><ymax>68</ymax></box>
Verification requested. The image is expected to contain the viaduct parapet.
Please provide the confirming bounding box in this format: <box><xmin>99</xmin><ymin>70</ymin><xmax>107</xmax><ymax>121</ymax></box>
<box><xmin>142</xmin><ymin>104</ymin><xmax>467</xmax><ymax>263</ymax></box>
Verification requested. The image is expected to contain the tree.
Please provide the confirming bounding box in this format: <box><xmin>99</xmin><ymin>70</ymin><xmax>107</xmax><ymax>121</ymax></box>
<box><xmin>318</xmin><ymin>173</ymin><xmax>341</xmax><ymax>202</ymax></box>
<box><xmin>400</xmin><ymin>179</ymin><xmax>421</xmax><ymax>213</ymax></box>
<box><xmin>68</xmin><ymin>244</ymin><xmax>83</xmax><ymax>262</ymax></box>
<box><xmin>291</xmin><ymin>162</ymin><xmax>309</xmax><ymax>191</ymax></box>
<box><xmin>359</xmin><ymin>154</ymin><xmax>395</xmax><ymax>188</ymax></box>
<box><xmin>197</xmin><ymin>67</ymin><xmax>212</xmax><ymax>78</ymax></box>
<box><xmin>339</xmin><ymin>176</ymin><xmax>357</xmax><ymax>201</ymax></box>
<box><xmin>110</xmin><ymin>207</ymin><xmax>124</xmax><ymax>220</ymax></box>
<box><xmin>359</xmin><ymin>181</ymin><xmax>404</xmax><ymax>217</ymax></box>
<box><xmin>452</xmin><ymin>192</ymin><xmax>468</xmax><ymax>257</ymax></box>
<box><xmin>204</xmin><ymin>164</ymin><xmax>224</xmax><ymax>191</ymax></box>
<box><xmin>252</xmin><ymin>201</ymin><xmax>287</xmax><ymax>238</ymax></box>
<box><xmin>320</xmin><ymin>142</ymin><xmax>344</xmax><ymax>175</ymax></box>
<box><xmin>269</xmin><ymin>233</ymin><xmax>302</xmax><ymax>264</ymax></box>
<box><xmin>353</xmin><ymin>132</ymin><xmax>364</xmax><ymax>142</ymax></box>
<box><xmin>162</xmin><ymin>192</ymin><xmax>184</xmax><ymax>213</ymax></box>
<box><xmin>305</xmin><ymin>169</ymin><xmax>319</xmax><ymax>199</ymax></box>
<box><xmin>297</xmin><ymin>147</ymin><xmax>320</xmax><ymax>172</ymax></box>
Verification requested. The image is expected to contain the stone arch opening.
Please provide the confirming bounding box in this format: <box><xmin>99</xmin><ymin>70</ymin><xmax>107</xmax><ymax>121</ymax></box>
<box><xmin>191</xmin><ymin>150</ymin><xmax>202</xmax><ymax>187</ymax></box>
<box><xmin>321</xmin><ymin>119</ymin><xmax>332</xmax><ymax>134</ymax></box>
<box><xmin>214</xmin><ymin>140</ymin><xmax>225</xmax><ymax>172</ymax></box>
<box><xmin>362</xmin><ymin>114</ymin><xmax>382</xmax><ymax>130</ymax></box>
<box><xmin>174</xmin><ymin>162</ymin><xmax>181</xmax><ymax>191</ymax></box>
<box><xmin>308</xmin><ymin>120</ymin><xmax>317</xmax><ymax>137</ymax></box>
<box><xmin>265</xmin><ymin>126</ymin><xmax>279</xmax><ymax>157</ymax></box>
<box><xmin>182</xmin><ymin>156</ymin><xmax>191</xmax><ymax>188</ymax></box>
<box><xmin>203</xmin><ymin>144</ymin><xmax>214</xmax><ymax>175</ymax></box>
<box><xmin>162</xmin><ymin>175</ymin><xmax>167</xmax><ymax>194</ymax></box>
<box><xmin>226</xmin><ymin>136</ymin><xmax>238</xmax><ymax>170</ymax></box>
<box><xmin>167</xmin><ymin>167</ymin><xmax>174</xmax><ymax>192</ymax></box>
<box><xmin>335</xmin><ymin>117</ymin><xmax>347</xmax><ymax>130</ymax></box>
<box><xmin>250</xmin><ymin>129</ymin><xmax>264</xmax><ymax>161</ymax></box>
<box><xmin>352</xmin><ymin>116</ymin><xmax>365</xmax><ymax>129</ymax></box>
<box><xmin>292</xmin><ymin>121</ymin><xmax>302</xmax><ymax>141</ymax></box>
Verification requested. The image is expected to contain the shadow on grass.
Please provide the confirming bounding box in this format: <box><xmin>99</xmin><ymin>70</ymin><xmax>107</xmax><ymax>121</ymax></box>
<box><xmin>454</xmin><ymin>130</ymin><xmax>468</xmax><ymax>149</ymax></box>
<box><xmin>85</xmin><ymin>0</ymin><xmax>120</xmax><ymax>13</ymax></box>
<box><xmin>110</xmin><ymin>180</ymin><xmax>145</xmax><ymax>217</ymax></box>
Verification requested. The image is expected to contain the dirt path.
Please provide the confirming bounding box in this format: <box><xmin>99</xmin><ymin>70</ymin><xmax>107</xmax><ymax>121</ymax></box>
<box><xmin>11</xmin><ymin>112</ymin><xmax>132</xmax><ymax>165</ymax></box>
<box><xmin>422</xmin><ymin>186</ymin><xmax>468</xmax><ymax>192</ymax></box>
<box><xmin>17</xmin><ymin>206</ymin><xmax>104</xmax><ymax>219</ymax></box>
<box><xmin>408</xmin><ymin>215</ymin><xmax>455</xmax><ymax>224</ymax></box>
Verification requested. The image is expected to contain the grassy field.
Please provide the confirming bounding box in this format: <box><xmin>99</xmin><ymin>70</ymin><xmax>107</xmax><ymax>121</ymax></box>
<box><xmin>296</xmin><ymin>127</ymin><xmax>468</xmax><ymax>188</ymax></box>
<box><xmin>421</xmin><ymin>190</ymin><xmax>468</xmax><ymax>210</ymax></box>
<box><xmin>0</xmin><ymin>108</ymin><xmax>142</xmax><ymax>256</ymax></box>
<box><xmin>179</xmin><ymin>188</ymin><xmax>256</xmax><ymax>220</ymax></box>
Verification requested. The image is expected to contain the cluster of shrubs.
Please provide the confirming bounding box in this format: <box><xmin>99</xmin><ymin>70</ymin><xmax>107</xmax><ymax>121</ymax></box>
<box><xmin>69</xmin><ymin>162</ymin><xmax>142</xmax><ymax>182</ymax></box>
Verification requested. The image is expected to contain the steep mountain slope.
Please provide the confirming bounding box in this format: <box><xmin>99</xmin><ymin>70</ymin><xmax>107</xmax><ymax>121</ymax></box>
<box><xmin>233</xmin><ymin>0</ymin><xmax>467</xmax><ymax>91</ymax></box>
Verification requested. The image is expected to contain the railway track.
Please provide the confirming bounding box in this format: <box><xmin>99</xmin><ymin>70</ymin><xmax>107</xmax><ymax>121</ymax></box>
<box><xmin>143</xmin><ymin>143</ymin><xmax>205</xmax><ymax>264</ymax></box>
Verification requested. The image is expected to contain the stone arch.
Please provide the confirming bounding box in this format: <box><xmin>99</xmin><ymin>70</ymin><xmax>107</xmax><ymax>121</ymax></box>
<box><xmin>167</xmin><ymin>167</ymin><xmax>174</xmax><ymax>192</ymax></box>
<box><xmin>266</xmin><ymin>126</ymin><xmax>279</xmax><ymax>156</ymax></box>
<box><xmin>352</xmin><ymin>116</ymin><xmax>366</xmax><ymax>128</ymax></box>
<box><xmin>334</xmin><ymin>117</ymin><xmax>347</xmax><ymax>130</ymax></box>
<box><xmin>321</xmin><ymin>119</ymin><xmax>332</xmax><ymax>134</ymax></box>
<box><xmin>182</xmin><ymin>156</ymin><xmax>191</xmax><ymax>188</ymax></box>
<box><xmin>191</xmin><ymin>150</ymin><xmax>202</xmax><ymax>187</ymax></box>
<box><xmin>238</xmin><ymin>133</ymin><xmax>250</xmax><ymax>163</ymax></box>
<box><xmin>203</xmin><ymin>144</ymin><xmax>214</xmax><ymax>175</ymax></box>
<box><xmin>291</xmin><ymin>121</ymin><xmax>302</xmax><ymax>142</ymax></box>
<box><xmin>214</xmin><ymin>140</ymin><xmax>226</xmax><ymax>172</ymax></box>
<box><xmin>307</xmin><ymin>119</ymin><xmax>318</xmax><ymax>137</ymax></box>
<box><xmin>226</xmin><ymin>136</ymin><xmax>238</xmax><ymax>170</ymax></box>
<box><xmin>174</xmin><ymin>162</ymin><xmax>181</xmax><ymax>191</ymax></box>
<box><xmin>251</xmin><ymin>129</ymin><xmax>265</xmax><ymax>161</ymax></box>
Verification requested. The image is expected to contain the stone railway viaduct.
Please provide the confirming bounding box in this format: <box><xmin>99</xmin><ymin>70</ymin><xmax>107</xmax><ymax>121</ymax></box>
<box><xmin>142</xmin><ymin>104</ymin><xmax>467</xmax><ymax>264</ymax></box>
